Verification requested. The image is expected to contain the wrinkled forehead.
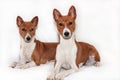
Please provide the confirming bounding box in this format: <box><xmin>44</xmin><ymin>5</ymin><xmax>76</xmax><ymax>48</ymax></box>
<box><xmin>58</xmin><ymin>16</ymin><xmax>73</xmax><ymax>22</ymax></box>
<box><xmin>19</xmin><ymin>22</ymin><xmax>35</xmax><ymax>29</ymax></box>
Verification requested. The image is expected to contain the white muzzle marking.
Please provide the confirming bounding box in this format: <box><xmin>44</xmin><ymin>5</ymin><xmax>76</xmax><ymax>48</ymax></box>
<box><xmin>25</xmin><ymin>33</ymin><xmax>31</xmax><ymax>43</ymax></box>
<box><xmin>63</xmin><ymin>27</ymin><xmax>71</xmax><ymax>39</ymax></box>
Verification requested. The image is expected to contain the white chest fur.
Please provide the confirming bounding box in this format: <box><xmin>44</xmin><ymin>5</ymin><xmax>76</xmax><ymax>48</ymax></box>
<box><xmin>20</xmin><ymin>38</ymin><xmax>36</xmax><ymax>62</ymax></box>
<box><xmin>56</xmin><ymin>34</ymin><xmax>77</xmax><ymax>67</ymax></box>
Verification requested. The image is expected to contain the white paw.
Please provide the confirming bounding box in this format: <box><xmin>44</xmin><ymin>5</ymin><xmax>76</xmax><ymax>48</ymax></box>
<box><xmin>94</xmin><ymin>62</ymin><xmax>100</xmax><ymax>67</ymax></box>
<box><xmin>15</xmin><ymin>64</ymin><xmax>29</xmax><ymax>69</ymax></box>
<box><xmin>47</xmin><ymin>74</ymin><xmax>55</xmax><ymax>80</ymax></box>
<box><xmin>55</xmin><ymin>74</ymin><xmax>64</xmax><ymax>80</ymax></box>
<box><xmin>15</xmin><ymin>65</ymin><xmax>23</xmax><ymax>69</ymax></box>
<box><xmin>9</xmin><ymin>62</ymin><xmax>18</xmax><ymax>68</ymax></box>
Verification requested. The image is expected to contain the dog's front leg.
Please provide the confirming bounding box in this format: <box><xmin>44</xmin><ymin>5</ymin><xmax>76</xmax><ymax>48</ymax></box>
<box><xmin>55</xmin><ymin>63</ymin><xmax>78</xmax><ymax>80</ymax></box>
<box><xmin>16</xmin><ymin>61</ymin><xmax>36</xmax><ymax>69</ymax></box>
<box><xmin>47</xmin><ymin>62</ymin><xmax>62</xmax><ymax>80</ymax></box>
<box><xmin>14</xmin><ymin>58</ymin><xmax>26</xmax><ymax>69</ymax></box>
<box><xmin>10</xmin><ymin>60</ymin><xmax>25</xmax><ymax>68</ymax></box>
<box><xmin>9</xmin><ymin>61</ymin><xmax>18</xmax><ymax>68</ymax></box>
<box><xmin>10</xmin><ymin>49</ymin><xmax>25</xmax><ymax>68</ymax></box>
<box><xmin>14</xmin><ymin>50</ymin><xmax>27</xmax><ymax>68</ymax></box>
<box><xmin>10</xmin><ymin>58</ymin><xmax>26</xmax><ymax>68</ymax></box>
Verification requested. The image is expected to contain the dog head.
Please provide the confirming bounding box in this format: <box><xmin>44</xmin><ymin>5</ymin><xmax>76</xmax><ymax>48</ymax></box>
<box><xmin>53</xmin><ymin>6</ymin><xmax>76</xmax><ymax>39</ymax></box>
<box><xmin>16</xmin><ymin>16</ymin><xmax>38</xmax><ymax>43</ymax></box>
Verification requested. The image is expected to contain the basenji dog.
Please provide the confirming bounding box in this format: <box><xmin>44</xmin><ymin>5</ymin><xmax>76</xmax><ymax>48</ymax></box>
<box><xmin>10</xmin><ymin>16</ymin><xmax>58</xmax><ymax>69</ymax></box>
<box><xmin>47</xmin><ymin>6</ymin><xmax>100</xmax><ymax>80</ymax></box>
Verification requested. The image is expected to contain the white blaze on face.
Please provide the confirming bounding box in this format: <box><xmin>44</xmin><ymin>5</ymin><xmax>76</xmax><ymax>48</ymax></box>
<box><xmin>63</xmin><ymin>27</ymin><xmax>71</xmax><ymax>38</ymax></box>
<box><xmin>25</xmin><ymin>33</ymin><xmax>31</xmax><ymax>42</ymax></box>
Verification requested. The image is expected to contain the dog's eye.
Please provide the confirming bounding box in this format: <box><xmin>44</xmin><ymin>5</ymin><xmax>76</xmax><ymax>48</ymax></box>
<box><xmin>69</xmin><ymin>22</ymin><xmax>72</xmax><ymax>25</ymax></box>
<box><xmin>22</xmin><ymin>28</ymin><xmax>26</xmax><ymax>32</ymax></box>
<box><xmin>59</xmin><ymin>23</ymin><xmax>63</xmax><ymax>26</ymax></box>
<box><xmin>30</xmin><ymin>28</ymin><xmax>34</xmax><ymax>32</ymax></box>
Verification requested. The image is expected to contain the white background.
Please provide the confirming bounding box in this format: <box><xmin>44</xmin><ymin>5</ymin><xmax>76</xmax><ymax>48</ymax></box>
<box><xmin>0</xmin><ymin>0</ymin><xmax>120</xmax><ymax>80</ymax></box>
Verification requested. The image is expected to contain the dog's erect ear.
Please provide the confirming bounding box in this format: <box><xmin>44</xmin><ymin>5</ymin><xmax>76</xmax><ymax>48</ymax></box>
<box><xmin>53</xmin><ymin>9</ymin><xmax>62</xmax><ymax>21</ymax></box>
<box><xmin>31</xmin><ymin>16</ymin><xmax>38</xmax><ymax>26</ymax></box>
<box><xmin>68</xmin><ymin>6</ymin><xmax>76</xmax><ymax>19</ymax></box>
<box><xmin>17</xmin><ymin>16</ymin><xmax>24</xmax><ymax>27</ymax></box>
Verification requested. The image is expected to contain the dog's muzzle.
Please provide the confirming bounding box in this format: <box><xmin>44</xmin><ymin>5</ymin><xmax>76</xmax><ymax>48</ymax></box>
<box><xmin>63</xmin><ymin>31</ymin><xmax>71</xmax><ymax>39</ymax></box>
<box><xmin>25</xmin><ymin>34</ymin><xmax>31</xmax><ymax>43</ymax></box>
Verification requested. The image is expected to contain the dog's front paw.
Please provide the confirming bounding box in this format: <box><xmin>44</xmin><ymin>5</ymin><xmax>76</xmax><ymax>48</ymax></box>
<box><xmin>9</xmin><ymin>62</ymin><xmax>18</xmax><ymax>68</ymax></box>
<box><xmin>47</xmin><ymin>74</ymin><xmax>55</xmax><ymax>80</ymax></box>
<box><xmin>94</xmin><ymin>62</ymin><xmax>100</xmax><ymax>67</ymax></box>
<box><xmin>14</xmin><ymin>63</ymin><xmax>25</xmax><ymax>69</ymax></box>
<box><xmin>15</xmin><ymin>64</ymin><xmax>28</xmax><ymax>69</ymax></box>
<box><xmin>55</xmin><ymin>74</ymin><xmax>64</xmax><ymax>80</ymax></box>
<box><xmin>15</xmin><ymin>65</ymin><xmax>23</xmax><ymax>69</ymax></box>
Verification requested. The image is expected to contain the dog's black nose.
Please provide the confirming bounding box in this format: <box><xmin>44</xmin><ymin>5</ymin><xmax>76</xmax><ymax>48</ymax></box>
<box><xmin>64</xmin><ymin>32</ymin><xmax>69</xmax><ymax>37</ymax></box>
<box><xmin>26</xmin><ymin>36</ymin><xmax>31</xmax><ymax>41</ymax></box>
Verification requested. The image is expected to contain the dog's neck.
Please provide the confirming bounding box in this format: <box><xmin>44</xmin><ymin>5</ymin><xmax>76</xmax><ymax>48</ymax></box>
<box><xmin>59</xmin><ymin>32</ymin><xmax>75</xmax><ymax>45</ymax></box>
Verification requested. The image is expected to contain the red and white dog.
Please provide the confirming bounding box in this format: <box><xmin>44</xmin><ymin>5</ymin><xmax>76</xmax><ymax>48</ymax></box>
<box><xmin>10</xmin><ymin>16</ymin><xmax>58</xmax><ymax>69</ymax></box>
<box><xmin>47</xmin><ymin>6</ymin><xmax>100</xmax><ymax>80</ymax></box>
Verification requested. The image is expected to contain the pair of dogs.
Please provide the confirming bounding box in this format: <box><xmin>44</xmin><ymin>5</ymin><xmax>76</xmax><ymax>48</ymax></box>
<box><xmin>11</xmin><ymin>6</ymin><xmax>100</xmax><ymax>80</ymax></box>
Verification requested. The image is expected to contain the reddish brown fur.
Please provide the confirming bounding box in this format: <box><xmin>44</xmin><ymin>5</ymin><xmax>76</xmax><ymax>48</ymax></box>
<box><xmin>17</xmin><ymin>16</ymin><xmax>38</xmax><ymax>39</ymax></box>
<box><xmin>76</xmin><ymin>42</ymin><xmax>100</xmax><ymax>67</ymax></box>
<box><xmin>32</xmin><ymin>40</ymin><xmax>58</xmax><ymax>65</ymax></box>
<box><xmin>17</xmin><ymin>16</ymin><xmax>58</xmax><ymax>66</ymax></box>
<box><xmin>53</xmin><ymin>6</ymin><xmax>100</xmax><ymax>67</ymax></box>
